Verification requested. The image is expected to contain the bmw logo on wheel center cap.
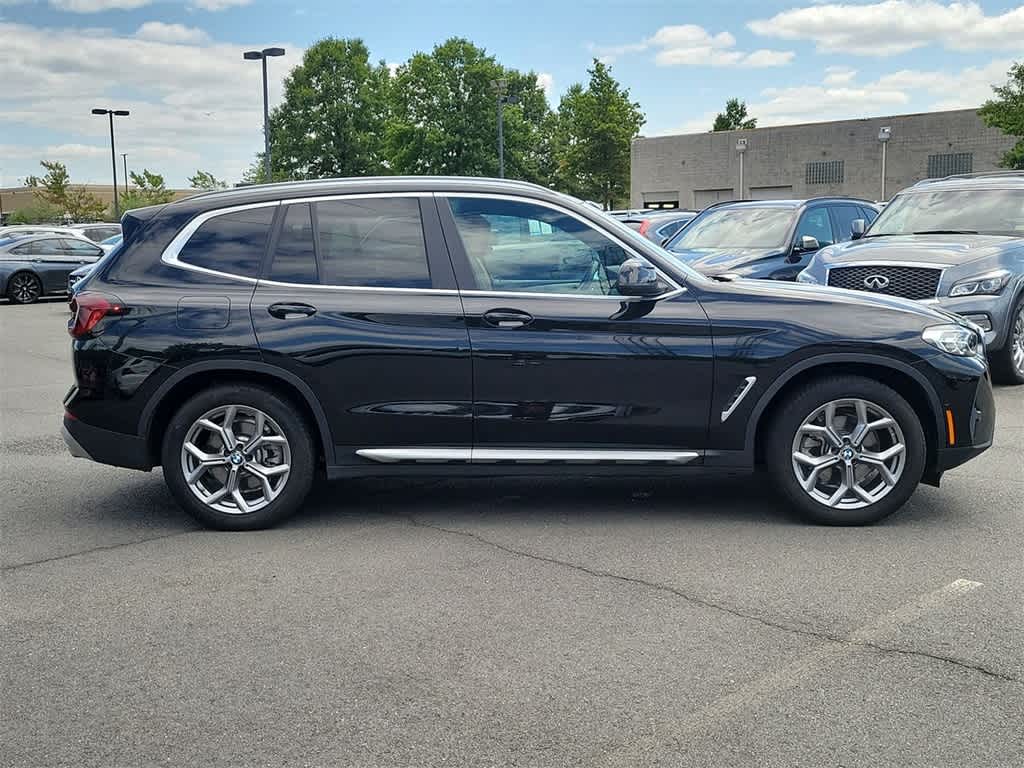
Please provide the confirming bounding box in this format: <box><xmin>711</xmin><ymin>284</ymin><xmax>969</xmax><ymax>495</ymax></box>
<box><xmin>229</xmin><ymin>451</ymin><xmax>245</xmax><ymax>466</ymax></box>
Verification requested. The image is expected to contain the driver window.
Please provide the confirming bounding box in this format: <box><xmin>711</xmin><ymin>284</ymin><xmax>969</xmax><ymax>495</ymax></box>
<box><xmin>794</xmin><ymin>208</ymin><xmax>834</xmax><ymax>248</ymax></box>
<box><xmin>447</xmin><ymin>197</ymin><xmax>629</xmax><ymax>295</ymax></box>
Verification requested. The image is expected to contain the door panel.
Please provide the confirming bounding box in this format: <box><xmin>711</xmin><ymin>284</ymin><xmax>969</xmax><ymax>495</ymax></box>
<box><xmin>251</xmin><ymin>196</ymin><xmax>471</xmax><ymax>464</ymax></box>
<box><xmin>440</xmin><ymin>194</ymin><xmax>713</xmax><ymax>452</ymax></box>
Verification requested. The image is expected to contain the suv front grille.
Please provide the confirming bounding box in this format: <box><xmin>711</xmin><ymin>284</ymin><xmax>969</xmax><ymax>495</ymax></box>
<box><xmin>827</xmin><ymin>265</ymin><xmax>941</xmax><ymax>300</ymax></box>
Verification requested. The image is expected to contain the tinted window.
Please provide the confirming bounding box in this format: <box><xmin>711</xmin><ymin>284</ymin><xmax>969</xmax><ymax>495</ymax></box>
<box><xmin>794</xmin><ymin>208</ymin><xmax>834</xmax><ymax>247</ymax></box>
<box><xmin>82</xmin><ymin>227</ymin><xmax>120</xmax><ymax>242</ymax></box>
<box><xmin>449</xmin><ymin>197</ymin><xmax>631</xmax><ymax>295</ymax></box>
<box><xmin>315</xmin><ymin>198</ymin><xmax>430</xmax><ymax>288</ymax></box>
<box><xmin>830</xmin><ymin>206</ymin><xmax>864</xmax><ymax>242</ymax></box>
<box><xmin>178</xmin><ymin>206</ymin><xmax>275</xmax><ymax>276</ymax></box>
<box><xmin>15</xmin><ymin>238</ymin><xmax>64</xmax><ymax>255</ymax></box>
<box><xmin>860</xmin><ymin>206</ymin><xmax>879</xmax><ymax>223</ymax></box>
<box><xmin>870</xmin><ymin>189</ymin><xmax>1024</xmax><ymax>236</ymax></box>
<box><xmin>61</xmin><ymin>239</ymin><xmax>103</xmax><ymax>256</ymax></box>
<box><xmin>269</xmin><ymin>203</ymin><xmax>317</xmax><ymax>284</ymax></box>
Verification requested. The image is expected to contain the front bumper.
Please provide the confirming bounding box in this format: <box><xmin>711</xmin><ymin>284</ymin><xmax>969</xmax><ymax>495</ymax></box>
<box><xmin>929</xmin><ymin>368</ymin><xmax>995</xmax><ymax>476</ymax></box>
<box><xmin>62</xmin><ymin>414</ymin><xmax>153</xmax><ymax>471</ymax></box>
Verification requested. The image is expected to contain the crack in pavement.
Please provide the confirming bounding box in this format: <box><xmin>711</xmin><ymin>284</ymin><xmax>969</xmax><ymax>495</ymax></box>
<box><xmin>401</xmin><ymin>514</ymin><xmax>1022</xmax><ymax>685</ymax></box>
<box><xmin>1</xmin><ymin>529</ymin><xmax>199</xmax><ymax>573</ymax></box>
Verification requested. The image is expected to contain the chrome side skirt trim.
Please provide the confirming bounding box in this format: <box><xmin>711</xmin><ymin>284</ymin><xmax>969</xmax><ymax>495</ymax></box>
<box><xmin>721</xmin><ymin>376</ymin><xmax>757</xmax><ymax>423</ymax></box>
<box><xmin>356</xmin><ymin>447</ymin><xmax>700</xmax><ymax>465</ymax></box>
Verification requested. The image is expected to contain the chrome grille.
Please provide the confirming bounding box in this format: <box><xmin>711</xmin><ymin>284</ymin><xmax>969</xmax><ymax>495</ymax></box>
<box><xmin>827</xmin><ymin>265</ymin><xmax>941</xmax><ymax>300</ymax></box>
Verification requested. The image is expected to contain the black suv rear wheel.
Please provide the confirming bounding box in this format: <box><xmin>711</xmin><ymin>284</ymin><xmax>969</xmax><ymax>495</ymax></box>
<box><xmin>766</xmin><ymin>376</ymin><xmax>926</xmax><ymax>525</ymax></box>
<box><xmin>161</xmin><ymin>384</ymin><xmax>315</xmax><ymax>530</ymax></box>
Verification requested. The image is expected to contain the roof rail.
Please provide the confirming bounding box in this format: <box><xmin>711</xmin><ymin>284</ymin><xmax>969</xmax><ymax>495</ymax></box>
<box><xmin>914</xmin><ymin>170</ymin><xmax>1024</xmax><ymax>186</ymax></box>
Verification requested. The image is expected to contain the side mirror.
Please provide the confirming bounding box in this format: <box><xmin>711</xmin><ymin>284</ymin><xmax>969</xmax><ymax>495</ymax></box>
<box><xmin>798</xmin><ymin>235</ymin><xmax>820</xmax><ymax>252</ymax></box>
<box><xmin>616</xmin><ymin>257</ymin><xmax>664</xmax><ymax>298</ymax></box>
<box><xmin>850</xmin><ymin>219</ymin><xmax>866</xmax><ymax>240</ymax></box>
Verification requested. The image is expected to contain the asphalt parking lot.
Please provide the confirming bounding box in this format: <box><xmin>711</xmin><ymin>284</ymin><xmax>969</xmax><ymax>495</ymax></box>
<box><xmin>2</xmin><ymin>298</ymin><xmax>1022</xmax><ymax>768</ymax></box>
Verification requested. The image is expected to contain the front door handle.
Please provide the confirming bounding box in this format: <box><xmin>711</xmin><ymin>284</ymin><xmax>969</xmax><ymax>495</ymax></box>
<box><xmin>268</xmin><ymin>302</ymin><xmax>317</xmax><ymax>320</ymax></box>
<box><xmin>482</xmin><ymin>308</ymin><xmax>533</xmax><ymax>329</ymax></box>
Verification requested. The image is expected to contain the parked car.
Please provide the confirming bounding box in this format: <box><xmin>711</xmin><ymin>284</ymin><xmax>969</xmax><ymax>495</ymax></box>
<box><xmin>0</xmin><ymin>223</ymin><xmax>120</xmax><ymax>243</ymax></box>
<box><xmin>1</xmin><ymin>233</ymin><xmax>105</xmax><ymax>304</ymax></box>
<box><xmin>68</xmin><ymin>236</ymin><xmax>123</xmax><ymax>293</ymax></box>
<box><xmin>621</xmin><ymin>210</ymin><xmax>699</xmax><ymax>243</ymax></box>
<box><xmin>607</xmin><ymin>208</ymin><xmax>654</xmax><ymax>220</ymax></box>
<box><xmin>798</xmin><ymin>172</ymin><xmax>1024</xmax><ymax>384</ymax></box>
<box><xmin>63</xmin><ymin>177</ymin><xmax>992</xmax><ymax>531</ymax></box>
<box><xmin>663</xmin><ymin>198</ymin><xmax>881</xmax><ymax>280</ymax></box>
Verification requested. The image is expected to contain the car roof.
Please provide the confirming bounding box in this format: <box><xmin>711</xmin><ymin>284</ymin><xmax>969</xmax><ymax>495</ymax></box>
<box><xmin>699</xmin><ymin>197</ymin><xmax>877</xmax><ymax>213</ymax></box>
<box><xmin>172</xmin><ymin>176</ymin><xmax>557</xmax><ymax>213</ymax></box>
<box><xmin>909</xmin><ymin>171</ymin><xmax>1024</xmax><ymax>193</ymax></box>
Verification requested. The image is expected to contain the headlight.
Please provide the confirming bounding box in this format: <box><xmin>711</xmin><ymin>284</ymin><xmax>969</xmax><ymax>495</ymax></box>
<box><xmin>922</xmin><ymin>324</ymin><xmax>981</xmax><ymax>356</ymax></box>
<box><xmin>948</xmin><ymin>270</ymin><xmax>1010</xmax><ymax>297</ymax></box>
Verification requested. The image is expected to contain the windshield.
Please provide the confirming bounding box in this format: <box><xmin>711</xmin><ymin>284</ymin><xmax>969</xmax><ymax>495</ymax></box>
<box><xmin>600</xmin><ymin>210</ymin><xmax>708</xmax><ymax>284</ymax></box>
<box><xmin>869</xmin><ymin>189</ymin><xmax>1024</xmax><ymax>237</ymax></box>
<box><xmin>669</xmin><ymin>207</ymin><xmax>794</xmax><ymax>250</ymax></box>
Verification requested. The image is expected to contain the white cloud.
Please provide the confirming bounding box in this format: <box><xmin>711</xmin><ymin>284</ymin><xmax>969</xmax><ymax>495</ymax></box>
<box><xmin>0</xmin><ymin>20</ymin><xmax>298</xmax><ymax>186</ymax></box>
<box><xmin>42</xmin><ymin>0</ymin><xmax>249</xmax><ymax>11</ymax></box>
<box><xmin>749</xmin><ymin>1</ymin><xmax>1024</xmax><ymax>56</ymax></box>
<box><xmin>591</xmin><ymin>24</ymin><xmax>793</xmax><ymax>68</ymax></box>
<box><xmin>386</xmin><ymin>61</ymin><xmax>400</xmax><ymax>76</ymax></box>
<box><xmin>536</xmin><ymin>72</ymin><xmax>555</xmax><ymax>99</ymax></box>
<box><xmin>823</xmin><ymin>66</ymin><xmax>858</xmax><ymax>85</ymax></box>
<box><xmin>669</xmin><ymin>57</ymin><xmax>1012</xmax><ymax>135</ymax></box>
<box><xmin>136</xmin><ymin>21</ymin><xmax>209</xmax><ymax>44</ymax></box>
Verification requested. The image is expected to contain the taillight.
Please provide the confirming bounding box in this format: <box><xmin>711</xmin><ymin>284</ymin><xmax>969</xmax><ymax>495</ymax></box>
<box><xmin>638</xmin><ymin>219</ymin><xmax>651</xmax><ymax>235</ymax></box>
<box><xmin>68</xmin><ymin>292</ymin><xmax>127</xmax><ymax>338</ymax></box>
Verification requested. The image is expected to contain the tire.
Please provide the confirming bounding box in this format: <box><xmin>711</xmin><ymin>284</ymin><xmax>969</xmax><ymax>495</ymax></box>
<box><xmin>6</xmin><ymin>271</ymin><xmax>42</xmax><ymax>304</ymax></box>
<box><xmin>766</xmin><ymin>375</ymin><xmax>926</xmax><ymax>526</ymax></box>
<box><xmin>161</xmin><ymin>384</ymin><xmax>315</xmax><ymax>531</ymax></box>
<box><xmin>990</xmin><ymin>294</ymin><xmax>1024</xmax><ymax>386</ymax></box>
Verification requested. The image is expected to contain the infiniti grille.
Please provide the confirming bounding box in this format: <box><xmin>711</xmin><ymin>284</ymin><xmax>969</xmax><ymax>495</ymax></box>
<box><xmin>827</xmin><ymin>265</ymin><xmax>941</xmax><ymax>300</ymax></box>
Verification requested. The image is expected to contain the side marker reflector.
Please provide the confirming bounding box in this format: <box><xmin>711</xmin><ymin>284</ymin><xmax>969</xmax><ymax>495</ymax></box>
<box><xmin>945</xmin><ymin>408</ymin><xmax>956</xmax><ymax>446</ymax></box>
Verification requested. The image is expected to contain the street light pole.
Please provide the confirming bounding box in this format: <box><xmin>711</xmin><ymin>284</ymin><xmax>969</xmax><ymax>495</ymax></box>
<box><xmin>490</xmin><ymin>79</ymin><xmax>519</xmax><ymax>179</ymax></box>
<box><xmin>92</xmin><ymin>108</ymin><xmax>130</xmax><ymax>220</ymax></box>
<box><xmin>244</xmin><ymin>47</ymin><xmax>286</xmax><ymax>183</ymax></box>
<box><xmin>878</xmin><ymin>126</ymin><xmax>892</xmax><ymax>202</ymax></box>
<box><xmin>122</xmin><ymin>153</ymin><xmax>129</xmax><ymax>192</ymax></box>
<box><xmin>736</xmin><ymin>137</ymin><xmax>748</xmax><ymax>198</ymax></box>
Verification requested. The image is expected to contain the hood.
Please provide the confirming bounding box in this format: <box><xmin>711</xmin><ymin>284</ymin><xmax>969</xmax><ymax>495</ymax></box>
<box><xmin>667</xmin><ymin>246</ymin><xmax>784</xmax><ymax>275</ymax></box>
<box><xmin>816</xmin><ymin>234</ymin><xmax>1015</xmax><ymax>267</ymax></box>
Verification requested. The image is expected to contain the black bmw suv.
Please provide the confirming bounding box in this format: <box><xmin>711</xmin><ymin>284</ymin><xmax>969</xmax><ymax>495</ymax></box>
<box><xmin>63</xmin><ymin>177</ymin><xmax>994</xmax><ymax>530</ymax></box>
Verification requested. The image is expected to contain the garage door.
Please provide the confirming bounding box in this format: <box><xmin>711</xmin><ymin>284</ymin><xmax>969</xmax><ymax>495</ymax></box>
<box><xmin>749</xmin><ymin>185</ymin><xmax>794</xmax><ymax>200</ymax></box>
<box><xmin>693</xmin><ymin>188</ymin><xmax>734</xmax><ymax>208</ymax></box>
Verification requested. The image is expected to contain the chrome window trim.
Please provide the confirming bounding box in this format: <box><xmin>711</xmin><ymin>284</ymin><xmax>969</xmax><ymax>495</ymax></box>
<box><xmin>436</xmin><ymin>191</ymin><xmax>686</xmax><ymax>295</ymax></box>
<box><xmin>356</xmin><ymin>447</ymin><xmax>700</xmax><ymax>464</ymax></box>
<box><xmin>256</xmin><ymin>278</ymin><xmax>460</xmax><ymax>296</ymax></box>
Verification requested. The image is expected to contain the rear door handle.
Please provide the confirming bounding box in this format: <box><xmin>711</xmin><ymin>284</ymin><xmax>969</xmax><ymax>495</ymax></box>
<box><xmin>482</xmin><ymin>308</ymin><xmax>533</xmax><ymax>329</ymax></box>
<box><xmin>268</xmin><ymin>302</ymin><xmax>317</xmax><ymax>320</ymax></box>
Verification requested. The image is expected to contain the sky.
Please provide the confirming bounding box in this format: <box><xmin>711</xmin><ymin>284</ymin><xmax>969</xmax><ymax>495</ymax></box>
<box><xmin>0</xmin><ymin>0</ymin><xmax>1021</xmax><ymax>188</ymax></box>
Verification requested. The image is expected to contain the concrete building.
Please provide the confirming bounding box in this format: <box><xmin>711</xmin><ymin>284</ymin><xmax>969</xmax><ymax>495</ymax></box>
<box><xmin>631</xmin><ymin>108</ymin><xmax>1015</xmax><ymax>209</ymax></box>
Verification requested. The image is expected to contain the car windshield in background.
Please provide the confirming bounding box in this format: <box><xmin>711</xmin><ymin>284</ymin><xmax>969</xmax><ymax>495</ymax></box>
<box><xmin>670</xmin><ymin>207</ymin><xmax>794</xmax><ymax>250</ymax></box>
<box><xmin>869</xmin><ymin>189</ymin><xmax>1024</xmax><ymax>237</ymax></box>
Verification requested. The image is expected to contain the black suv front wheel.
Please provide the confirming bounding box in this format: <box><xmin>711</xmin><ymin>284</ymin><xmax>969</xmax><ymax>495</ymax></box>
<box><xmin>767</xmin><ymin>376</ymin><xmax>926</xmax><ymax>525</ymax></box>
<box><xmin>161</xmin><ymin>384</ymin><xmax>315</xmax><ymax>530</ymax></box>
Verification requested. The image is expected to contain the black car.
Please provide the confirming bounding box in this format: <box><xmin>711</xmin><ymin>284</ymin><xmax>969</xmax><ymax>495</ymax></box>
<box><xmin>664</xmin><ymin>198</ymin><xmax>881</xmax><ymax>280</ymax></box>
<box><xmin>63</xmin><ymin>177</ymin><xmax>993</xmax><ymax>530</ymax></box>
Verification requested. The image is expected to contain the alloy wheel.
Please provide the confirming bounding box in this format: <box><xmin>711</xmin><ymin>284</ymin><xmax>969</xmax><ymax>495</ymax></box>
<box><xmin>791</xmin><ymin>398</ymin><xmax>906</xmax><ymax>510</ymax></box>
<box><xmin>180</xmin><ymin>404</ymin><xmax>291</xmax><ymax>515</ymax></box>
<box><xmin>1012</xmin><ymin>304</ymin><xmax>1024</xmax><ymax>378</ymax></box>
<box><xmin>9</xmin><ymin>274</ymin><xmax>41</xmax><ymax>303</ymax></box>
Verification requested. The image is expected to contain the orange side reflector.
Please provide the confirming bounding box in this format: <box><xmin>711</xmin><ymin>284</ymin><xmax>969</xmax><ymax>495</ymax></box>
<box><xmin>945</xmin><ymin>408</ymin><xmax>956</xmax><ymax>446</ymax></box>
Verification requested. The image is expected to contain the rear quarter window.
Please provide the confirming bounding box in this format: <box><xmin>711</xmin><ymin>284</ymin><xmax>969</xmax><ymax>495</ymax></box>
<box><xmin>177</xmin><ymin>206</ymin><xmax>275</xmax><ymax>277</ymax></box>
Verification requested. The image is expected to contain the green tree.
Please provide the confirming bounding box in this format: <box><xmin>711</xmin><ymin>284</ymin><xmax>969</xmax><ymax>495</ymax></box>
<box><xmin>550</xmin><ymin>60</ymin><xmax>644</xmax><ymax>209</ymax></box>
<box><xmin>265</xmin><ymin>38</ymin><xmax>391</xmax><ymax>179</ymax></box>
<box><xmin>188</xmin><ymin>170</ymin><xmax>228</xmax><ymax>190</ymax></box>
<box><xmin>979</xmin><ymin>61</ymin><xmax>1024</xmax><ymax>169</ymax></box>
<box><xmin>385</xmin><ymin>38</ymin><xmax>552</xmax><ymax>182</ymax></box>
<box><xmin>713</xmin><ymin>98</ymin><xmax>757</xmax><ymax>131</ymax></box>
<box><xmin>119</xmin><ymin>169</ymin><xmax>175</xmax><ymax>211</ymax></box>
<box><xmin>25</xmin><ymin>160</ymin><xmax>105</xmax><ymax>221</ymax></box>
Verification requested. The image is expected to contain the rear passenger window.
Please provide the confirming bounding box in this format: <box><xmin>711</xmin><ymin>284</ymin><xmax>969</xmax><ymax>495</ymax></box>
<box><xmin>178</xmin><ymin>206</ymin><xmax>275</xmax><ymax>277</ymax></box>
<box><xmin>315</xmin><ymin>198</ymin><xmax>430</xmax><ymax>288</ymax></box>
<box><xmin>269</xmin><ymin>203</ymin><xmax>317</xmax><ymax>284</ymax></box>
